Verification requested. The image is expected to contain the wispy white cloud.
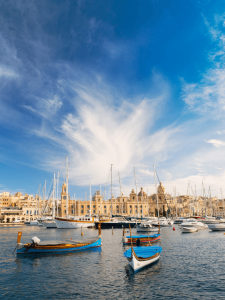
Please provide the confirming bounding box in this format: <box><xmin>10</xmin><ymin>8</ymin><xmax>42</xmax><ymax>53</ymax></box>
<box><xmin>207</xmin><ymin>139</ymin><xmax>225</xmax><ymax>147</ymax></box>
<box><xmin>0</xmin><ymin>65</ymin><xmax>18</xmax><ymax>78</ymax></box>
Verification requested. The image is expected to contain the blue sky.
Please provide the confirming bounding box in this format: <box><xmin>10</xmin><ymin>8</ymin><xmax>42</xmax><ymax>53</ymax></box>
<box><xmin>1</xmin><ymin>0</ymin><xmax>225</xmax><ymax>199</ymax></box>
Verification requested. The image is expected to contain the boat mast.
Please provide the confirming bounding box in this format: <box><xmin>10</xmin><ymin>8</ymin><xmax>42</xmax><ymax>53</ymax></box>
<box><xmin>52</xmin><ymin>173</ymin><xmax>55</xmax><ymax>219</ymax></box>
<box><xmin>175</xmin><ymin>187</ymin><xmax>177</xmax><ymax>218</ymax></box>
<box><xmin>111</xmin><ymin>164</ymin><xmax>113</xmax><ymax>217</ymax></box>
<box><xmin>66</xmin><ymin>156</ymin><xmax>69</xmax><ymax>218</ymax></box>
<box><xmin>56</xmin><ymin>172</ymin><xmax>59</xmax><ymax>217</ymax></box>
<box><xmin>134</xmin><ymin>167</ymin><xmax>138</xmax><ymax>218</ymax></box>
<box><xmin>89</xmin><ymin>182</ymin><xmax>92</xmax><ymax>217</ymax></box>
<box><xmin>118</xmin><ymin>172</ymin><xmax>122</xmax><ymax>215</ymax></box>
<box><xmin>38</xmin><ymin>184</ymin><xmax>40</xmax><ymax>219</ymax></box>
<box><xmin>153</xmin><ymin>165</ymin><xmax>159</xmax><ymax>218</ymax></box>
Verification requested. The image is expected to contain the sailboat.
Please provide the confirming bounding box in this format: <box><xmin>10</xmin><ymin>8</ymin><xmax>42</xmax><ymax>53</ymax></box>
<box><xmin>55</xmin><ymin>158</ymin><xmax>98</xmax><ymax>229</ymax></box>
<box><xmin>15</xmin><ymin>224</ymin><xmax>102</xmax><ymax>255</ymax></box>
<box><xmin>124</xmin><ymin>225</ymin><xmax>162</xmax><ymax>272</ymax></box>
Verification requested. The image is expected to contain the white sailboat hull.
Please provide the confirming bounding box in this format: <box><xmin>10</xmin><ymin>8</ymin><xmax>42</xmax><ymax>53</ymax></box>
<box><xmin>55</xmin><ymin>218</ymin><xmax>95</xmax><ymax>229</ymax></box>
<box><xmin>42</xmin><ymin>221</ymin><xmax>57</xmax><ymax>228</ymax></box>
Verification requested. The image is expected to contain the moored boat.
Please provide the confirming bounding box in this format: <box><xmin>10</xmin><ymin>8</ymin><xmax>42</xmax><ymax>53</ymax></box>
<box><xmin>15</xmin><ymin>224</ymin><xmax>102</xmax><ymax>255</ymax></box>
<box><xmin>181</xmin><ymin>227</ymin><xmax>198</xmax><ymax>233</ymax></box>
<box><xmin>136</xmin><ymin>222</ymin><xmax>159</xmax><ymax>232</ymax></box>
<box><xmin>181</xmin><ymin>219</ymin><xmax>208</xmax><ymax>230</ymax></box>
<box><xmin>208</xmin><ymin>223</ymin><xmax>225</xmax><ymax>231</ymax></box>
<box><xmin>123</xmin><ymin>226</ymin><xmax>162</xmax><ymax>272</ymax></box>
<box><xmin>55</xmin><ymin>215</ymin><xmax>98</xmax><ymax>229</ymax></box>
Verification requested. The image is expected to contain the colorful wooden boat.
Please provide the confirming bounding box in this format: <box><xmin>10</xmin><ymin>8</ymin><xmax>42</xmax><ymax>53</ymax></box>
<box><xmin>122</xmin><ymin>227</ymin><xmax>161</xmax><ymax>245</ymax></box>
<box><xmin>15</xmin><ymin>224</ymin><xmax>102</xmax><ymax>255</ymax></box>
<box><xmin>124</xmin><ymin>225</ymin><xmax>162</xmax><ymax>272</ymax></box>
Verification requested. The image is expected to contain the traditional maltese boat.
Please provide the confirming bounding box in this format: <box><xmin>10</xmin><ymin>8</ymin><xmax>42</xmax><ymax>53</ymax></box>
<box><xmin>123</xmin><ymin>226</ymin><xmax>162</xmax><ymax>272</ymax></box>
<box><xmin>15</xmin><ymin>224</ymin><xmax>102</xmax><ymax>255</ymax></box>
<box><xmin>122</xmin><ymin>227</ymin><xmax>161</xmax><ymax>245</ymax></box>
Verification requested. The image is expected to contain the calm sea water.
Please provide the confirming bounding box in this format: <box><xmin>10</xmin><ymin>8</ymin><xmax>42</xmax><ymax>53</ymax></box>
<box><xmin>0</xmin><ymin>225</ymin><xmax>225</xmax><ymax>299</ymax></box>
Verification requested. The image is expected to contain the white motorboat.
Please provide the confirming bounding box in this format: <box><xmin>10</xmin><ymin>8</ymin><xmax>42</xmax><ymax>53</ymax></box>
<box><xmin>219</xmin><ymin>218</ymin><xmax>225</xmax><ymax>223</ymax></box>
<box><xmin>201</xmin><ymin>216</ymin><xmax>218</xmax><ymax>224</ymax></box>
<box><xmin>182</xmin><ymin>227</ymin><xmax>198</xmax><ymax>233</ymax></box>
<box><xmin>152</xmin><ymin>218</ymin><xmax>174</xmax><ymax>227</ymax></box>
<box><xmin>208</xmin><ymin>223</ymin><xmax>225</xmax><ymax>231</ymax></box>
<box><xmin>181</xmin><ymin>220</ymin><xmax>208</xmax><ymax>230</ymax></box>
<box><xmin>136</xmin><ymin>222</ymin><xmax>159</xmax><ymax>232</ymax></box>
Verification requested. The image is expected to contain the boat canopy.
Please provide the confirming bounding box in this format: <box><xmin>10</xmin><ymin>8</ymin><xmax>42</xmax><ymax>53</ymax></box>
<box><xmin>125</xmin><ymin>234</ymin><xmax>160</xmax><ymax>239</ymax></box>
<box><xmin>124</xmin><ymin>246</ymin><xmax>162</xmax><ymax>259</ymax></box>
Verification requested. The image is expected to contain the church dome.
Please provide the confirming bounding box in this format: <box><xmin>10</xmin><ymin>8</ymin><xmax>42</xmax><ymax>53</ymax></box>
<box><xmin>138</xmin><ymin>187</ymin><xmax>146</xmax><ymax>196</ymax></box>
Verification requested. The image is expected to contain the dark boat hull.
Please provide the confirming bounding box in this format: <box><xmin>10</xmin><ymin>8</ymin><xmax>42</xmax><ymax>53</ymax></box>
<box><xmin>95</xmin><ymin>222</ymin><xmax>138</xmax><ymax>229</ymax></box>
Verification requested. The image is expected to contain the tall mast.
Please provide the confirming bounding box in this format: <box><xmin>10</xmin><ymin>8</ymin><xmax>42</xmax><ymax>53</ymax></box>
<box><xmin>38</xmin><ymin>184</ymin><xmax>40</xmax><ymax>219</ymax></box>
<box><xmin>89</xmin><ymin>182</ymin><xmax>92</xmax><ymax>216</ymax></box>
<box><xmin>111</xmin><ymin>164</ymin><xmax>113</xmax><ymax>217</ymax></box>
<box><xmin>118</xmin><ymin>172</ymin><xmax>122</xmax><ymax>215</ymax></box>
<box><xmin>66</xmin><ymin>156</ymin><xmax>69</xmax><ymax>218</ymax></box>
<box><xmin>52</xmin><ymin>173</ymin><xmax>55</xmax><ymax>219</ymax></box>
<box><xmin>175</xmin><ymin>187</ymin><xmax>177</xmax><ymax>218</ymax></box>
<box><xmin>141</xmin><ymin>187</ymin><xmax>143</xmax><ymax>218</ymax></box>
<box><xmin>134</xmin><ymin>167</ymin><xmax>138</xmax><ymax>217</ymax></box>
<box><xmin>154</xmin><ymin>165</ymin><xmax>159</xmax><ymax>218</ymax></box>
<box><xmin>57</xmin><ymin>172</ymin><xmax>59</xmax><ymax>217</ymax></box>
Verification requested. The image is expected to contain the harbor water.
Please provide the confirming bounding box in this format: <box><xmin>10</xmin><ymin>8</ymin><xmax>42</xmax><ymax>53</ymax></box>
<box><xmin>0</xmin><ymin>225</ymin><xmax>225</xmax><ymax>299</ymax></box>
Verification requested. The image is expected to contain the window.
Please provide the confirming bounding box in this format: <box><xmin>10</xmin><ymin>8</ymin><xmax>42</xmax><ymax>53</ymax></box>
<box><xmin>93</xmin><ymin>205</ymin><xmax>96</xmax><ymax>208</ymax></box>
<box><xmin>64</xmin><ymin>210</ymin><xmax>66</xmax><ymax>213</ymax></box>
<box><xmin>140</xmin><ymin>210</ymin><xmax>142</xmax><ymax>213</ymax></box>
<box><xmin>81</xmin><ymin>210</ymin><xmax>83</xmax><ymax>213</ymax></box>
<box><xmin>130</xmin><ymin>205</ymin><xmax>132</xmax><ymax>208</ymax></box>
<box><xmin>117</xmin><ymin>210</ymin><xmax>119</xmax><ymax>213</ymax></box>
<box><xmin>135</xmin><ymin>210</ymin><xmax>137</xmax><ymax>213</ymax></box>
<box><xmin>116</xmin><ymin>205</ymin><xmax>119</xmax><ymax>208</ymax></box>
<box><xmin>26</xmin><ymin>210</ymin><xmax>29</xmax><ymax>215</ymax></box>
<box><xmin>93</xmin><ymin>210</ymin><xmax>96</xmax><ymax>213</ymax></box>
<box><xmin>133</xmin><ymin>197</ymin><xmax>135</xmax><ymax>199</ymax></box>
<box><xmin>130</xmin><ymin>210</ymin><xmax>132</xmax><ymax>213</ymax></box>
<box><xmin>63</xmin><ymin>196</ymin><xmax>66</xmax><ymax>199</ymax></box>
<box><xmin>72</xmin><ymin>210</ymin><xmax>74</xmax><ymax>214</ymax></box>
<box><xmin>104</xmin><ymin>210</ymin><xmax>106</xmax><ymax>213</ymax></box>
<box><xmin>87</xmin><ymin>205</ymin><xmax>90</xmax><ymax>208</ymax></box>
<box><xmin>104</xmin><ymin>205</ymin><xmax>106</xmax><ymax>208</ymax></box>
<box><xmin>123</xmin><ymin>199</ymin><xmax>124</xmax><ymax>202</ymax></box>
<box><xmin>81</xmin><ymin>205</ymin><xmax>84</xmax><ymax>208</ymax></box>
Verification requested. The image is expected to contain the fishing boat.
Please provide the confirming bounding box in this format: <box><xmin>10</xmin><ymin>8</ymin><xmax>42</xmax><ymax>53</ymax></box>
<box><xmin>122</xmin><ymin>227</ymin><xmax>161</xmax><ymax>245</ymax></box>
<box><xmin>181</xmin><ymin>227</ymin><xmax>198</xmax><ymax>233</ymax></box>
<box><xmin>123</xmin><ymin>225</ymin><xmax>162</xmax><ymax>272</ymax></box>
<box><xmin>15</xmin><ymin>224</ymin><xmax>102</xmax><ymax>255</ymax></box>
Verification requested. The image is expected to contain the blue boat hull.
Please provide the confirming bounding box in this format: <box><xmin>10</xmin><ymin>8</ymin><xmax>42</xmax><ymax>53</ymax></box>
<box><xmin>17</xmin><ymin>237</ymin><xmax>101</xmax><ymax>255</ymax></box>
